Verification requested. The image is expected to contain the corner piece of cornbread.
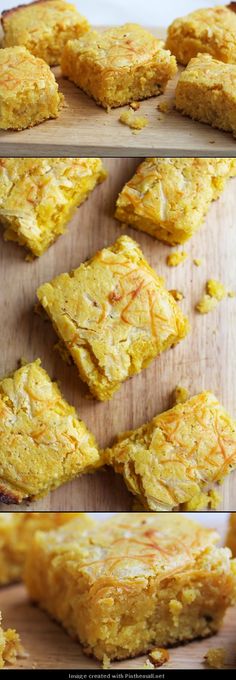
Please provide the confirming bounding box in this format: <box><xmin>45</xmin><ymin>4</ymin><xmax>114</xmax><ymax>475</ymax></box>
<box><xmin>165</xmin><ymin>5</ymin><xmax>236</xmax><ymax>66</ymax></box>
<box><xmin>175</xmin><ymin>53</ymin><xmax>236</xmax><ymax>138</ymax></box>
<box><xmin>0</xmin><ymin>360</ymin><xmax>100</xmax><ymax>504</ymax></box>
<box><xmin>105</xmin><ymin>392</ymin><xmax>236</xmax><ymax>511</ymax></box>
<box><xmin>226</xmin><ymin>514</ymin><xmax>236</xmax><ymax>557</ymax></box>
<box><xmin>0</xmin><ymin>158</ymin><xmax>107</xmax><ymax>257</ymax></box>
<box><xmin>0</xmin><ymin>611</ymin><xmax>23</xmax><ymax>669</ymax></box>
<box><xmin>37</xmin><ymin>235</ymin><xmax>189</xmax><ymax>401</ymax></box>
<box><xmin>1</xmin><ymin>0</ymin><xmax>89</xmax><ymax>66</ymax></box>
<box><xmin>61</xmin><ymin>24</ymin><xmax>177</xmax><ymax>109</ymax></box>
<box><xmin>0</xmin><ymin>46</ymin><xmax>63</xmax><ymax>131</ymax></box>
<box><xmin>0</xmin><ymin>512</ymin><xmax>92</xmax><ymax>585</ymax></box>
<box><xmin>24</xmin><ymin>513</ymin><xmax>236</xmax><ymax>663</ymax></box>
<box><xmin>115</xmin><ymin>158</ymin><xmax>236</xmax><ymax>245</ymax></box>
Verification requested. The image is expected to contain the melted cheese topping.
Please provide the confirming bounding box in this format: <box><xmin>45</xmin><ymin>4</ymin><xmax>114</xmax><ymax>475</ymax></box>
<box><xmin>0</xmin><ymin>45</ymin><xmax>58</xmax><ymax>95</ymax></box>
<box><xmin>166</xmin><ymin>6</ymin><xmax>236</xmax><ymax>65</ymax></box>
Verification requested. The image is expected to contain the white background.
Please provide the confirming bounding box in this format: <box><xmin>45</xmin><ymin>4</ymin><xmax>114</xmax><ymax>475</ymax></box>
<box><xmin>0</xmin><ymin>1</ymin><xmax>227</xmax><ymax>27</ymax></box>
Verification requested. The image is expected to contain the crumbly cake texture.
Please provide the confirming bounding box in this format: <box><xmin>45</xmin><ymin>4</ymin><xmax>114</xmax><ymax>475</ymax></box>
<box><xmin>226</xmin><ymin>514</ymin><xmax>236</xmax><ymax>557</ymax></box>
<box><xmin>61</xmin><ymin>24</ymin><xmax>177</xmax><ymax>109</ymax></box>
<box><xmin>0</xmin><ymin>158</ymin><xmax>107</xmax><ymax>257</ymax></box>
<box><xmin>0</xmin><ymin>360</ymin><xmax>100</xmax><ymax>504</ymax></box>
<box><xmin>0</xmin><ymin>512</ymin><xmax>92</xmax><ymax>585</ymax></box>
<box><xmin>165</xmin><ymin>5</ymin><xmax>236</xmax><ymax>66</ymax></box>
<box><xmin>37</xmin><ymin>235</ymin><xmax>189</xmax><ymax>401</ymax></box>
<box><xmin>115</xmin><ymin>158</ymin><xmax>236</xmax><ymax>245</ymax></box>
<box><xmin>24</xmin><ymin>513</ymin><xmax>236</xmax><ymax>663</ymax></box>
<box><xmin>105</xmin><ymin>392</ymin><xmax>236</xmax><ymax>511</ymax></box>
<box><xmin>2</xmin><ymin>0</ymin><xmax>89</xmax><ymax>66</ymax></box>
<box><xmin>0</xmin><ymin>612</ymin><xmax>23</xmax><ymax>669</ymax></box>
<box><xmin>0</xmin><ymin>46</ymin><xmax>63</xmax><ymax>131</ymax></box>
<box><xmin>175</xmin><ymin>53</ymin><xmax>236</xmax><ymax>138</ymax></box>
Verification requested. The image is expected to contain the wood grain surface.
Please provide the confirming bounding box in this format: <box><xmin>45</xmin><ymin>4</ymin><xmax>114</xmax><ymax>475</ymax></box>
<box><xmin>0</xmin><ymin>157</ymin><xmax>236</xmax><ymax>512</ymax></box>
<box><xmin>1</xmin><ymin>28</ymin><xmax>236</xmax><ymax>157</ymax></box>
<box><xmin>1</xmin><ymin>580</ymin><xmax>236</xmax><ymax>669</ymax></box>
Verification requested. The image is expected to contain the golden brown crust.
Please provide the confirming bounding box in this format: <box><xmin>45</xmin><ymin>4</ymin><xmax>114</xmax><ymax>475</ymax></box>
<box><xmin>2</xmin><ymin>1</ymin><xmax>48</xmax><ymax>25</ymax></box>
<box><xmin>0</xmin><ymin>488</ymin><xmax>21</xmax><ymax>505</ymax></box>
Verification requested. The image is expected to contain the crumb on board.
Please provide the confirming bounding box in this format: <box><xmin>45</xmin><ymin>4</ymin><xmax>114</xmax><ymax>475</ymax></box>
<box><xmin>3</xmin><ymin>629</ymin><xmax>27</xmax><ymax>666</ymax></box>
<box><xmin>204</xmin><ymin>648</ymin><xmax>226</xmax><ymax>669</ymax></box>
<box><xmin>196</xmin><ymin>294</ymin><xmax>218</xmax><ymax>314</ymax></box>
<box><xmin>169</xmin><ymin>289</ymin><xmax>184</xmax><ymax>301</ymax></box>
<box><xmin>166</xmin><ymin>251</ymin><xmax>188</xmax><ymax>267</ymax></box>
<box><xmin>148</xmin><ymin>649</ymin><xmax>170</xmax><ymax>668</ymax></box>
<box><xmin>228</xmin><ymin>290</ymin><xmax>235</xmax><ymax>298</ymax></box>
<box><xmin>208</xmin><ymin>489</ymin><xmax>221</xmax><ymax>509</ymax></box>
<box><xmin>102</xmin><ymin>654</ymin><xmax>111</xmax><ymax>669</ymax></box>
<box><xmin>130</xmin><ymin>101</ymin><xmax>140</xmax><ymax>110</ymax></box>
<box><xmin>157</xmin><ymin>101</ymin><xmax>172</xmax><ymax>113</ymax></box>
<box><xmin>174</xmin><ymin>385</ymin><xmax>190</xmax><ymax>405</ymax></box>
<box><xmin>119</xmin><ymin>110</ymin><xmax>148</xmax><ymax>131</ymax></box>
<box><xmin>207</xmin><ymin>279</ymin><xmax>227</xmax><ymax>301</ymax></box>
<box><xmin>143</xmin><ymin>659</ymin><xmax>155</xmax><ymax>669</ymax></box>
<box><xmin>193</xmin><ymin>258</ymin><xmax>202</xmax><ymax>267</ymax></box>
<box><xmin>182</xmin><ymin>488</ymin><xmax>221</xmax><ymax>511</ymax></box>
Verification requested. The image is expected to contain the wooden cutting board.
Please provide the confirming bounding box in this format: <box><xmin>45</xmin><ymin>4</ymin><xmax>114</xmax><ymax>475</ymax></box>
<box><xmin>1</xmin><ymin>583</ymin><xmax>236</xmax><ymax>669</ymax></box>
<box><xmin>0</xmin><ymin>28</ymin><xmax>236</xmax><ymax>156</ymax></box>
<box><xmin>0</xmin><ymin>158</ymin><xmax>236</xmax><ymax>512</ymax></box>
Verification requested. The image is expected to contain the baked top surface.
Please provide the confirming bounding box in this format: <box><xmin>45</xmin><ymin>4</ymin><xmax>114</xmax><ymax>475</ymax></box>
<box><xmin>0</xmin><ymin>158</ymin><xmax>106</xmax><ymax>254</ymax></box>
<box><xmin>106</xmin><ymin>392</ymin><xmax>236</xmax><ymax>510</ymax></box>
<box><xmin>0</xmin><ymin>360</ymin><xmax>99</xmax><ymax>502</ymax></box>
<box><xmin>168</xmin><ymin>5</ymin><xmax>236</xmax><ymax>36</ymax></box>
<box><xmin>64</xmin><ymin>24</ymin><xmax>171</xmax><ymax>68</ymax></box>
<box><xmin>0</xmin><ymin>46</ymin><xmax>56</xmax><ymax>94</ymax></box>
<box><xmin>115</xmin><ymin>158</ymin><xmax>236</xmax><ymax>233</ymax></box>
<box><xmin>177</xmin><ymin>53</ymin><xmax>236</xmax><ymax>94</ymax></box>
<box><xmin>37</xmin><ymin>235</ymin><xmax>188</xmax><ymax>396</ymax></box>
<box><xmin>2</xmin><ymin>1</ymin><xmax>85</xmax><ymax>31</ymax></box>
<box><xmin>32</xmin><ymin>513</ymin><xmax>222</xmax><ymax>582</ymax></box>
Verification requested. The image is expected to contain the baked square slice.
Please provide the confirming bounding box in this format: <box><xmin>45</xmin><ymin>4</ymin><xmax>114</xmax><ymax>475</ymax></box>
<box><xmin>61</xmin><ymin>24</ymin><xmax>177</xmax><ymax>109</ymax></box>
<box><xmin>0</xmin><ymin>46</ymin><xmax>63</xmax><ymax>131</ymax></box>
<box><xmin>24</xmin><ymin>513</ymin><xmax>236</xmax><ymax>663</ymax></box>
<box><xmin>115</xmin><ymin>157</ymin><xmax>236</xmax><ymax>245</ymax></box>
<box><xmin>105</xmin><ymin>392</ymin><xmax>236</xmax><ymax>511</ymax></box>
<box><xmin>0</xmin><ymin>158</ymin><xmax>107</xmax><ymax>257</ymax></box>
<box><xmin>0</xmin><ymin>512</ymin><xmax>92</xmax><ymax>585</ymax></box>
<box><xmin>37</xmin><ymin>235</ymin><xmax>189</xmax><ymax>401</ymax></box>
<box><xmin>226</xmin><ymin>514</ymin><xmax>236</xmax><ymax>557</ymax></box>
<box><xmin>0</xmin><ymin>612</ymin><xmax>23</xmax><ymax>669</ymax></box>
<box><xmin>175</xmin><ymin>53</ymin><xmax>236</xmax><ymax>138</ymax></box>
<box><xmin>0</xmin><ymin>359</ymin><xmax>100</xmax><ymax>504</ymax></box>
<box><xmin>165</xmin><ymin>5</ymin><xmax>236</xmax><ymax>66</ymax></box>
<box><xmin>1</xmin><ymin>0</ymin><xmax>89</xmax><ymax>66</ymax></box>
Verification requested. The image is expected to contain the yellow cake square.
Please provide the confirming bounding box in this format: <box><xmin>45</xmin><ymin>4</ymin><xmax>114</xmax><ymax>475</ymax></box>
<box><xmin>175</xmin><ymin>53</ymin><xmax>236</xmax><ymax>138</ymax></box>
<box><xmin>0</xmin><ymin>612</ymin><xmax>22</xmax><ymax>669</ymax></box>
<box><xmin>2</xmin><ymin>0</ymin><xmax>89</xmax><ymax>66</ymax></box>
<box><xmin>0</xmin><ymin>158</ymin><xmax>107</xmax><ymax>256</ymax></box>
<box><xmin>37</xmin><ymin>235</ymin><xmax>189</xmax><ymax>401</ymax></box>
<box><xmin>115</xmin><ymin>158</ymin><xmax>236</xmax><ymax>245</ymax></box>
<box><xmin>61</xmin><ymin>23</ymin><xmax>177</xmax><ymax>109</ymax></box>
<box><xmin>166</xmin><ymin>5</ymin><xmax>236</xmax><ymax>65</ymax></box>
<box><xmin>24</xmin><ymin>513</ymin><xmax>236</xmax><ymax>662</ymax></box>
<box><xmin>0</xmin><ymin>360</ymin><xmax>100</xmax><ymax>504</ymax></box>
<box><xmin>105</xmin><ymin>392</ymin><xmax>236</xmax><ymax>510</ymax></box>
<box><xmin>0</xmin><ymin>46</ymin><xmax>63</xmax><ymax>130</ymax></box>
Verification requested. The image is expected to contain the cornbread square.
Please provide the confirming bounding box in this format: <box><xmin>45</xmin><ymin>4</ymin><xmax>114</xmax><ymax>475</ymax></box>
<box><xmin>0</xmin><ymin>46</ymin><xmax>63</xmax><ymax>131</ymax></box>
<box><xmin>61</xmin><ymin>24</ymin><xmax>177</xmax><ymax>109</ymax></box>
<box><xmin>24</xmin><ymin>513</ymin><xmax>236</xmax><ymax>662</ymax></box>
<box><xmin>175</xmin><ymin>53</ymin><xmax>236</xmax><ymax>138</ymax></box>
<box><xmin>105</xmin><ymin>392</ymin><xmax>236</xmax><ymax>511</ymax></box>
<box><xmin>226</xmin><ymin>514</ymin><xmax>236</xmax><ymax>557</ymax></box>
<box><xmin>0</xmin><ymin>158</ymin><xmax>107</xmax><ymax>257</ymax></box>
<box><xmin>0</xmin><ymin>612</ymin><xmax>22</xmax><ymax>669</ymax></box>
<box><xmin>0</xmin><ymin>360</ymin><xmax>100</xmax><ymax>504</ymax></box>
<box><xmin>37</xmin><ymin>235</ymin><xmax>189</xmax><ymax>401</ymax></box>
<box><xmin>0</xmin><ymin>512</ymin><xmax>92</xmax><ymax>585</ymax></box>
<box><xmin>2</xmin><ymin>0</ymin><xmax>89</xmax><ymax>66</ymax></box>
<box><xmin>115</xmin><ymin>158</ymin><xmax>236</xmax><ymax>245</ymax></box>
<box><xmin>166</xmin><ymin>5</ymin><xmax>236</xmax><ymax>66</ymax></box>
